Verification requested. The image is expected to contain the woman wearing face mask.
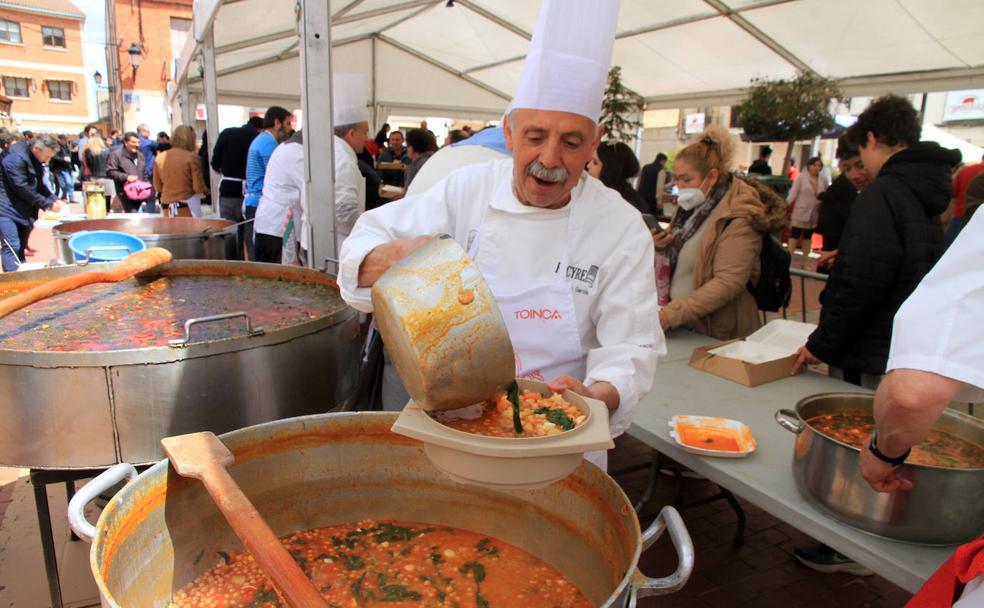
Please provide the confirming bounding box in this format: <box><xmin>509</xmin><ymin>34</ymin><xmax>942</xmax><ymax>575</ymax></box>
<box><xmin>653</xmin><ymin>126</ymin><xmax>787</xmax><ymax>339</ymax></box>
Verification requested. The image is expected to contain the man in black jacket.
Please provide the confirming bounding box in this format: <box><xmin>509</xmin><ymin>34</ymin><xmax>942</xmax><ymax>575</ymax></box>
<box><xmin>211</xmin><ymin>116</ymin><xmax>262</xmax><ymax>258</ymax></box>
<box><xmin>790</xmin><ymin>94</ymin><xmax>960</xmax><ymax>576</ymax></box>
<box><xmin>106</xmin><ymin>132</ymin><xmax>149</xmax><ymax>212</ymax></box>
<box><xmin>793</xmin><ymin>95</ymin><xmax>960</xmax><ymax>385</ymax></box>
<box><xmin>814</xmin><ymin>136</ymin><xmax>872</xmax><ymax>271</ymax></box>
<box><xmin>0</xmin><ymin>136</ymin><xmax>62</xmax><ymax>270</ymax></box>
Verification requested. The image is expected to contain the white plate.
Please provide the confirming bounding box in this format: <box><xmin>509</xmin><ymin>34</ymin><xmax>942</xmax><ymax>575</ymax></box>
<box><xmin>668</xmin><ymin>415</ymin><xmax>757</xmax><ymax>458</ymax></box>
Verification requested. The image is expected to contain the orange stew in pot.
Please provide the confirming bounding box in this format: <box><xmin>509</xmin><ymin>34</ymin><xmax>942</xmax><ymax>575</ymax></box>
<box><xmin>169</xmin><ymin>519</ymin><xmax>590</xmax><ymax>608</ymax></box>
<box><xmin>807</xmin><ymin>414</ymin><xmax>984</xmax><ymax>469</ymax></box>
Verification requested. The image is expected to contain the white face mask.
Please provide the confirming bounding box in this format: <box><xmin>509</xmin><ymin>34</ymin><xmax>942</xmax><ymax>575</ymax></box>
<box><xmin>676</xmin><ymin>175</ymin><xmax>710</xmax><ymax>211</ymax></box>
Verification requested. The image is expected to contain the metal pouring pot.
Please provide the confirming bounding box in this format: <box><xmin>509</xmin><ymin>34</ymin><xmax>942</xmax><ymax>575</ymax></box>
<box><xmin>68</xmin><ymin>412</ymin><xmax>694</xmax><ymax>607</ymax></box>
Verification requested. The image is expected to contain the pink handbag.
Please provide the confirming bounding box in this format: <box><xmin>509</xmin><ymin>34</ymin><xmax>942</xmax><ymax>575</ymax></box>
<box><xmin>123</xmin><ymin>180</ymin><xmax>153</xmax><ymax>201</ymax></box>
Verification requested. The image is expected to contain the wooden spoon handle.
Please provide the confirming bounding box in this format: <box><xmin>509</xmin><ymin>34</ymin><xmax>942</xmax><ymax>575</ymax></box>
<box><xmin>0</xmin><ymin>271</ymin><xmax>110</xmax><ymax>320</ymax></box>
<box><xmin>198</xmin><ymin>464</ymin><xmax>329</xmax><ymax>608</ymax></box>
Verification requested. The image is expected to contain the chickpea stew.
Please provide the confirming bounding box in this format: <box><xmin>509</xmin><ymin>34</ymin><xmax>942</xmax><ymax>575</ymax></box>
<box><xmin>434</xmin><ymin>390</ymin><xmax>587</xmax><ymax>438</ymax></box>
<box><xmin>169</xmin><ymin>519</ymin><xmax>589</xmax><ymax>608</ymax></box>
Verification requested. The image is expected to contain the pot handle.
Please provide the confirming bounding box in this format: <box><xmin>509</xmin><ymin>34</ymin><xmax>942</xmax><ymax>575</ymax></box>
<box><xmin>775</xmin><ymin>409</ymin><xmax>805</xmax><ymax>434</ymax></box>
<box><xmin>168</xmin><ymin>311</ymin><xmax>265</xmax><ymax>347</ymax></box>
<box><xmin>67</xmin><ymin>463</ymin><xmax>139</xmax><ymax>543</ymax></box>
<box><xmin>629</xmin><ymin>506</ymin><xmax>694</xmax><ymax>603</ymax></box>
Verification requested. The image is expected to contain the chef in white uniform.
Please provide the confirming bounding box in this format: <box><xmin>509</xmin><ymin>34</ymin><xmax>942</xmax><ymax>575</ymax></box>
<box><xmin>861</xmin><ymin>210</ymin><xmax>984</xmax><ymax>607</ymax></box>
<box><xmin>339</xmin><ymin>0</ymin><xmax>663</xmax><ymax>469</ymax></box>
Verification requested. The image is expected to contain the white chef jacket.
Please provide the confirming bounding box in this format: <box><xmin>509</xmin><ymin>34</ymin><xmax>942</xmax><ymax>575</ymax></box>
<box><xmin>254</xmin><ymin>139</ymin><xmax>303</xmax><ymax>239</ymax></box>
<box><xmin>887</xmin><ymin>210</ymin><xmax>984</xmax><ymax>402</ymax></box>
<box><xmin>339</xmin><ymin>158</ymin><xmax>665</xmax><ymax>436</ymax></box>
<box><xmin>405</xmin><ymin>144</ymin><xmax>508</xmax><ymax>197</ymax></box>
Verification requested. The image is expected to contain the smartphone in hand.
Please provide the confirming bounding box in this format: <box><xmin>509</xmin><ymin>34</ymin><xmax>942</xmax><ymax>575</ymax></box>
<box><xmin>642</xmin><ymin>213</ymin><xmax>665</xmax><ymax>234</ymax></box>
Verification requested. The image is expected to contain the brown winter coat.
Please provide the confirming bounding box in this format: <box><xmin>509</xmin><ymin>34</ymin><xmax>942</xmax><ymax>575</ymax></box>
<box><xmin>662</xmin><ymin>175</ymin><xmax>787</xmax><ymax>340</ymax></box>
<box><xmin>152</xmin><ymin>148</ymin><xmax>206</xmax><ymax>204</ymax></box>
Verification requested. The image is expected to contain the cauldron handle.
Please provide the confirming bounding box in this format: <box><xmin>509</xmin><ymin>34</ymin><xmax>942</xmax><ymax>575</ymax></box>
<box><xmin>775</xmin><ymin>409</ymin><xmax>806</xmax><ymax>434</ymax></box>
<box><xmin>67</xmin><ymin>463</ymin><xmax>139</xmax><ymax>542</ymax></box>
<box><xmin>629</xmin><ymin>506</ymin><xmax>694</xmax><ymax>602</ymax></box>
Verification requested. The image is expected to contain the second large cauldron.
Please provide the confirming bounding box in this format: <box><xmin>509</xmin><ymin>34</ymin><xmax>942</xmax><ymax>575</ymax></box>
<box><xmin>53</xmin><ymin>216</ymin><xmax>239</xmax><ymax>262</ymax></box>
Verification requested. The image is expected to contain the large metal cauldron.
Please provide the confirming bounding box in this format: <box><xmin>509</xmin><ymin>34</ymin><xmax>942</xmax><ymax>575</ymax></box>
<box><xmin>68</xmin><ymin>413</ymin><xmax>693</xmax><ymax>607</ymax></box>
<box><xmin>53</xmin><ymin>216</ymin><xmax>238</xmax><ymax>262</ymax></box>
<box><xmin>776</xmin><ymin>392</ymin><xmax>984</xmax><ymax>545</ymax></box>
<box><xmin>0</xmin><ymin>260</ymin><xmax>359</xmax><ymax>468</ymax></box>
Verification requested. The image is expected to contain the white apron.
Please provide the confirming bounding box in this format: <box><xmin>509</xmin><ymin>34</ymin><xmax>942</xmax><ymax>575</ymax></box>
<box><xmin>470</xmin><ymin>184</ymin><xmax>607</xmax><ymax>470</ymax></box>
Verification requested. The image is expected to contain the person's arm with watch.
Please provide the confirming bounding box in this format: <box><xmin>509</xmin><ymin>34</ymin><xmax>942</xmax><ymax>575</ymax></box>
<box><xmin>860</xmin><ymin>368</ymin><xmax>962</xmax><ymax>492</ymax></box>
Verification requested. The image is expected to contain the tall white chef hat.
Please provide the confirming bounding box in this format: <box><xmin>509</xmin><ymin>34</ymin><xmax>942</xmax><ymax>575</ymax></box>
<box><xmin>332</xmin><ymin>72</ymin><xmax>369</xmax><ymax>126</ymax></box>
<box><xmin>510</xmin><ymin>0</ymin><xmax>620</xmax><ymax>123</ymax></box>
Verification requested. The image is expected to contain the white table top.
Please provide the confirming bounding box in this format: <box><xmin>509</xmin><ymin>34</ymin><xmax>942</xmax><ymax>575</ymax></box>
<box><xmin>630</xmin><ymin>331</ymin><xmax>952</xmax><ymax>593</ymax></box>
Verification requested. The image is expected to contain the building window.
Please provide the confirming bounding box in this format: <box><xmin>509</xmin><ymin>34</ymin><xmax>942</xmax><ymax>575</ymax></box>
<box><xmin>47</xmin><ymin>80</ymin><xmax>71</xmax><ymax>101</ymax></box>
<box><xmin>3</xmin><ymin>77</ymin><xmax>29</xmax><ymax>98</ymax></box>
<box><xmin>42</xmin><ymin>26</ymin><xmax>66</xmax><ymax>48</ymax></box>
<box><xmin>0</xmin><ymin>20</ymin><xmax>22</xmax><ymax>44</ymax></box>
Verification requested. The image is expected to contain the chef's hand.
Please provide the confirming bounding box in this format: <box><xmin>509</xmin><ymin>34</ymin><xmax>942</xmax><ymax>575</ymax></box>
<box><xmin>548</xmin><ymin>375</ymin><xmax>619</xmax><ymax>413</ymax></box>
<box><xmin>658</xmin><ymin>309</ymin><xmax>671</xmax><ymax>331</ymax></box>
<box><xmin>357</xmin><ymin>236</ymin><xmax>431</xmax><ymax>288</ymax></box>
<box><xmin>790</xmin><ymin>345</ymin><xmax>820</xmax><ymax>375</ymax></box>
<box><xmin>651</xmin><ymin>228</ymin><xmax>674</xmax><ymax>251</ymax></box>
<box><xmin>860</xmin><ymin>441</ymin><xmax>913</xmax><ymax>492</ymax></box>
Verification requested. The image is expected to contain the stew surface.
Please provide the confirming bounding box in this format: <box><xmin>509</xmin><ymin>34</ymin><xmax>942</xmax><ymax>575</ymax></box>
<box><xmin>169</xmin><ymin>519</ymin><xmax>590</xmax><ymax>608</ymax></box>
<box><xmin>434</xmin><ymin>390</ymin><xmax>586</xmax><ymax>438</ymax></box>
<box><xmin>0</xmin><ymin>275</ymin><xmax>342</xmax><ymax>351</ymax></box>
<box><xmin>807</xmin><ymin>414</ymin><xmax>984</xmax><ymax>469</ymax></box>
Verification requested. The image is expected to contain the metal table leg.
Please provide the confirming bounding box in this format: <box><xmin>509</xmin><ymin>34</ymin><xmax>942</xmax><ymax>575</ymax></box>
<box><xmin>31</xmin><ymin>470</ymin><xmax>64</xmax><ymax>608</ymax></box>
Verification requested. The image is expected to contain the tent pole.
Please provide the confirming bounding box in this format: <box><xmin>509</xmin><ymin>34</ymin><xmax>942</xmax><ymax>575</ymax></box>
<box><xmin>371</xmin><ymin>35</ymin><xmax>378</xmax><ymax>130</ymax></box>
<box><xmin>201</xmin><ymin>25</ymin><xmax>221</xmax><ymax>216</ymax></box>
<box><xmin>299</xmin><ymin>0</ymin><xmax>336</xmax><ymax>271</ymax></box>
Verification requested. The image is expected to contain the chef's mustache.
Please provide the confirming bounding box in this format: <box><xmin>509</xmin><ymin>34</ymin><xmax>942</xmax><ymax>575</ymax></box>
<box><xmin>526</xmin><ymin>160</ymin><xmax>569</xmax><ymax>183</ymax></box>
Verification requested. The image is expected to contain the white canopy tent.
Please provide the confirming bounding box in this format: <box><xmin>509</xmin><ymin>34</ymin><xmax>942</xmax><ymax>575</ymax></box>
<box><xmin>171</xmin><ymin>0</ymin><xmax>984</xmax><ymax>269</ymax></box>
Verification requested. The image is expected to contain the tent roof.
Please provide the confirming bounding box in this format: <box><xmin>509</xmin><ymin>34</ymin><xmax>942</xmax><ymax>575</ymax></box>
<box><xmin>176</xmin><ymin>0</ymin><xmax>984</xmax><ymax>117</ymax></box>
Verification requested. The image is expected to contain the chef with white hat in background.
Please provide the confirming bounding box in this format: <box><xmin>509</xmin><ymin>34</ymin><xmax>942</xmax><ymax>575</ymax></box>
<box><xmin>338</xmin><ymin>0</ymin><xmax>663</xmax><ymax>469</ymax></box>
<box><xmin>282</xmin><ymin>73</ymin><xmax>369</xmax><ymax>264</ymax></box>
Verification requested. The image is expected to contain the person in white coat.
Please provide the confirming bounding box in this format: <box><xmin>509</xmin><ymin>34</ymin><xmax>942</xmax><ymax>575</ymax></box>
<box><xmin>253</xmin><ymin>131</ymin><xmax>304</xmax><ymax>264</ymax></box>
<box><xmin>861</xmin><ymin>210</ymin><xmax>984</xmax><ymax>605</ymax></box>
<box><xmin>338</xmin><ymin>0</ymin><xmax>663</xmax><ymax>469</ymax></box>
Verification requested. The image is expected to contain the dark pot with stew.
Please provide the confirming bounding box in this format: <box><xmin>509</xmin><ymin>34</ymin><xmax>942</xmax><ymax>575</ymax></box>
<box><xmin>68</xmin><ymin>413</ymin><xmax>693</xmax><ymax>607</ymax></box>
<box><xmin>775</xmin><ymin>392</ymin><xmax>984</xmax><ymax>545</ymax></box>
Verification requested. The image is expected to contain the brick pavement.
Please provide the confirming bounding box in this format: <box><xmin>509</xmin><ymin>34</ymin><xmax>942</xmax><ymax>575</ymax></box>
<box><xmin>608</xmin><ymin>433</ymin><xmax>913</xmax><ymax>608</ymax></box>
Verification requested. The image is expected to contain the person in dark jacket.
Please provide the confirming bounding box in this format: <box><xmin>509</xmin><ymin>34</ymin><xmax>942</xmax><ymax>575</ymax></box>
<box><xmin>211</xmin><ymin>116</ymin><xmax>262</xmax><ymax>258</ymax></box>
<box><xmin>587</xmin><ymin>141</ymin><xmax>648</xmax><ymax>213</ymax></box>
<box><xmin>815</xmin><ymin>136</ymin><xmax>872</xmax><ymax>271</ymax></box>
<box><xmin>747</xmin><ymin>145</ymin><xmax>773</xmax><ymax>175</ymax></box>
<box><xmin>789</xmin><ymin>94</ymin><xmax>960</xmax><ymax>577</ymax></box>
<box><xmin>793</xmin><ymin>95</ymin><xmax>960</xmax><ymax>385</ymax></box>
<box><xmin>106</xmin><ymin>131</ymin><xmax>150</xmax><ymax>213</ymax></box>
<box><xmin>0</xmin><ymin>137</ymin><xmax>61</xmax><ymax>271</ymax></box>
<box><xmin>49</xmin><ymin>134</ymin><xmax>75</xmax><ymax>203</ymax></box>
<box><xmin>637</xmin><ymin>152</ymin><xmax>667</xmax><ymax>214</ymax></box>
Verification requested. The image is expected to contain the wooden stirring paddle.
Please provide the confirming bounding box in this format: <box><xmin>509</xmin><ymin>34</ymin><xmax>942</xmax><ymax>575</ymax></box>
<box><xmin>161</xmin><ymin>432</ymin><xmax>329</xmax><ymax>608</ymax></box>
<box><xmin>0</xmin><ymin>246</ymin><xmax>173</xmax><ymax>320</ymax></box>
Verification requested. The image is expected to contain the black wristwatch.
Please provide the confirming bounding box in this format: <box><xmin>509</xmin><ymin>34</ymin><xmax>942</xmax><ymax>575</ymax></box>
<box><xmin>868</xmin><ymin>430</ymin><xmax>910</xmax><ymax>467</ymax></box>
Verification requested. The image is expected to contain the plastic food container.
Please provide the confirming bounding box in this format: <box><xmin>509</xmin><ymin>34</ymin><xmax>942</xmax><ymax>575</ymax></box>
<box><xmin>668</xmin><ymin>415</ymin><xmax>757</xmax><ymax>458</ymax></box>
<box><xmin>392</xmin><ymin>378</ymin><xmax>614</xmax><ymax>489</ymax></box>
<box><xmin>68</xmin><ymin>230</ymin><xmax>146</xmax><ymax>263</ymax></box>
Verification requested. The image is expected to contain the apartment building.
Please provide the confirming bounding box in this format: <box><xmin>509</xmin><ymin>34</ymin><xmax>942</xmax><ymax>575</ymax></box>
<box><xmin>0</xmin><ymin>0</ymin><xmax>89</xmax><ymax>134</ymax></box>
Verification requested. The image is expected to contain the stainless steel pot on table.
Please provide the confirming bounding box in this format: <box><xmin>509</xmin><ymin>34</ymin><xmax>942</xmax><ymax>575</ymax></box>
<box><xmin>68</xmin><ymin>412</ymin><xmax>694</xmax><ymax>607</ymax></box>
<box><xmin>0</xmin><ymin>260</ymin><xmax>360</xmax><ymax>468</ymax></box>
<box><xmin>53</xmin><ymin>216</ymin><xmax>238</xmax><ymax>262</ymax></box>
<box><xmin>776</xmin><ymin>392</ymin><xmax>984</xmax><ymax>545</ymax></box>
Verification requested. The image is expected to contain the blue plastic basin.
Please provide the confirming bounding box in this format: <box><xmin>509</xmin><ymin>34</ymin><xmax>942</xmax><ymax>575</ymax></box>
<box><xmin>68</xmin><ymin>230</ymin><xmax>147</xmax><ymax>263</ymax></box>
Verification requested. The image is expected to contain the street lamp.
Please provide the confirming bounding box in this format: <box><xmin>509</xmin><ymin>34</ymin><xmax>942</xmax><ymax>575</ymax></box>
<box><xmin>93</xmin><ymin>70</ymin><xmax>103</xmax><ymax>85</ymax></box>
<box><xmin>127</xmin><ymin>43</ymin><xmax>142</xmax><ymax>78</ymax></box>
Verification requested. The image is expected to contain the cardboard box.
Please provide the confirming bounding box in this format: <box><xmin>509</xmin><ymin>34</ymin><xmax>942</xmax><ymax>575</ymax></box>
<box><xmin>688</xmin><ymin>320</ymin><xmax>816</xmax><ymax>387</ymax></box>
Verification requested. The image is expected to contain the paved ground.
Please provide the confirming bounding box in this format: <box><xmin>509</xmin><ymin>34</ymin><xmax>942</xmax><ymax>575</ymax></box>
<box><xmin>0</xmin><ymin>222</ymin><xmax>913</xmax><ymax>607</ymax></box>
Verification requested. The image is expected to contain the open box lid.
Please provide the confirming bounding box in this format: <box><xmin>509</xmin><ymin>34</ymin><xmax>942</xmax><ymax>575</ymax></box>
<box><xmin>707</xmin><ymin>320</ymin><xmax>816</xmax><ymax>364</ymax></box>
<box><xmin>392</xmin><ymin>379</ymin><xmax>614</xmax><ymax>458</ymax></box>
